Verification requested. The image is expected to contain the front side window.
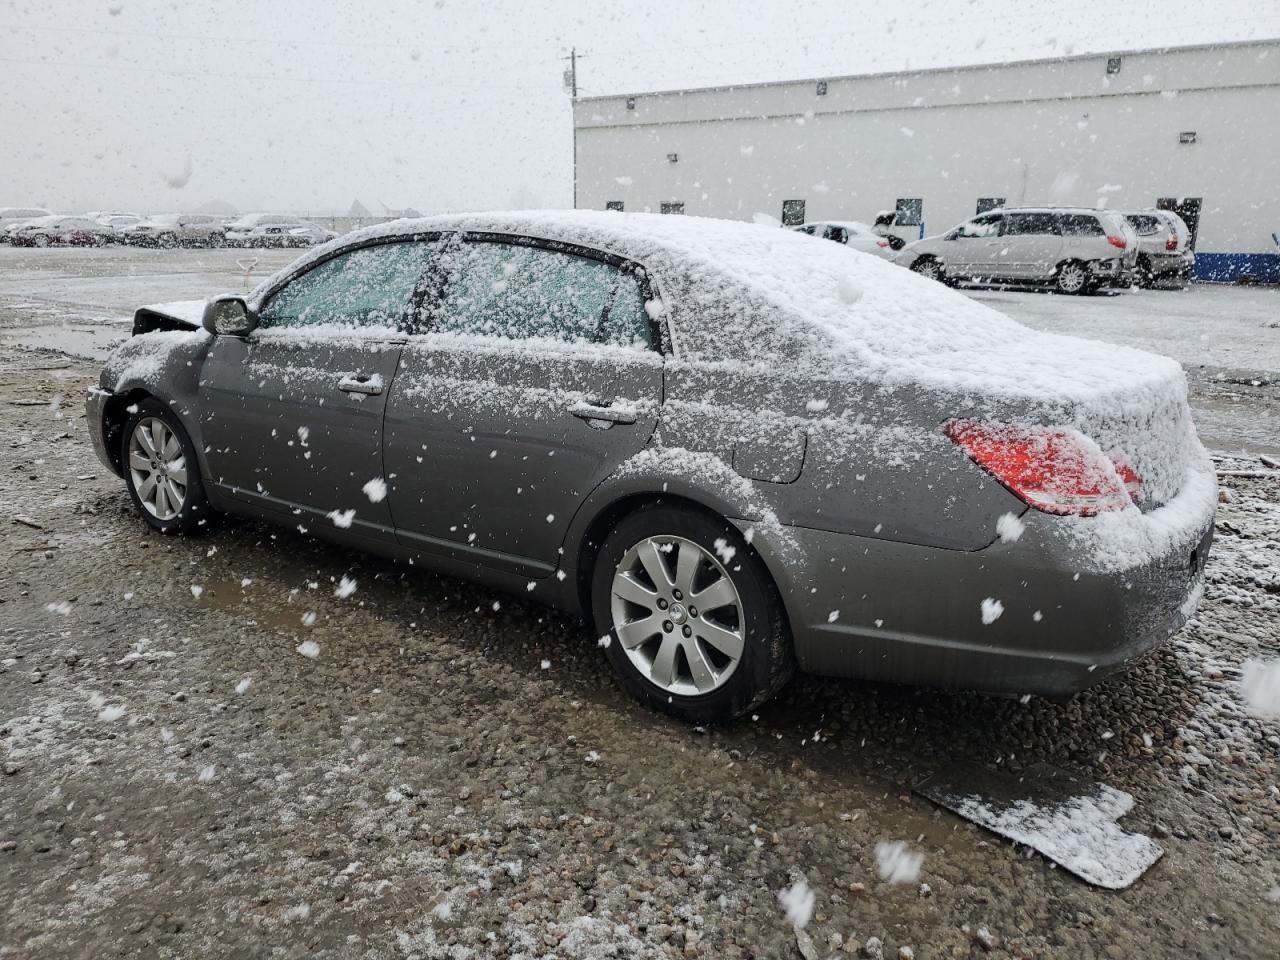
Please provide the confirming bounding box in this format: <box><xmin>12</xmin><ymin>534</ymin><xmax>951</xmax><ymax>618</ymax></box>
<box><xmin>1002</xmin><ymin>212</ymin><xmax>1060</xmax><ymax>236</ymax></box>
<box><xmin>1126</xmin><ymin>215</ymin><xmax>1160</xmax><ymax>235</ymax></box>
<box><xmin>259</xmin><ymin>241</ymin><xmax>430</xmax><ymax>330</ymax></box>
<box><xmin>660</xmin><ymin>202</ymin><xmax>685</xmax><ymax>215</ymax></box>
<box><xmin>781</xmin><ymin>199</ymin><xmax>806</xmax><ymax>226</ymax></box>
<box><xmin>954</xmin><ymin>215</ymin><xmax>1002</xmax><ymax>239</ymax></box>
<box><xmin>429</xmin><ymin>241</ymin><xmax>654</xmax><ymax>351</ymax></box>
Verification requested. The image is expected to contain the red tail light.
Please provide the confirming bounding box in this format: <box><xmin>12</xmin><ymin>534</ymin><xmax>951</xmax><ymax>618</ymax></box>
<box><xmin>876</xmin><ymin>238</ymin><xmax>890</xmax><ymax>248</ymax></box>
<box><xmin>1106</xmin><ymin>235</ymin><xmax>1127</xmax><ymax>250</ymax></box>
<box><xmin>1165</xmin><ymin>234</ymin><xmax>1178</xmax><ymax>251</ymax></box>
<box><xmin>945</xmin><ymin>420</ymin><xmax>1139</xmax><ymax>516</ymax></box>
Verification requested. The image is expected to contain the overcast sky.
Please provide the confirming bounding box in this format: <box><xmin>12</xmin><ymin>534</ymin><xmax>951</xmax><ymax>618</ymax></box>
<box><xmin>3</xmin><ymin>0</ymin><xmax>1278</xmax><ymax>215</ymax></box>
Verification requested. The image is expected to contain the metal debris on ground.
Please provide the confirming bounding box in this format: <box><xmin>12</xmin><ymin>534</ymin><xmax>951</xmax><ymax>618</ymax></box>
<box><xmin>916</xmin><ymin>762</ymin><xmax>1163</xmax><ymax>889</ymax></box>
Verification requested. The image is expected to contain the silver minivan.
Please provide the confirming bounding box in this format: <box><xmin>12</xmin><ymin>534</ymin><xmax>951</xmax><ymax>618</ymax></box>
<box><xmin>896</xmin><ymin>207</ymin><xmax>1139</xmax><ymax>294</ymax></box>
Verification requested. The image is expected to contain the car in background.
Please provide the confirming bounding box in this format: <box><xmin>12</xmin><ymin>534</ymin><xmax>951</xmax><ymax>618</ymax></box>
<box><xmin>792</xmin><ymin>220</ymin><xmax>895</xmax><ymax>259</ymax></box>
<box><xmin>95</xmin><ymin>214</ymin><xmax>143</xmax><ymax>239</ymax></box>
<box><xmin>1123</xmin><ymin>210</ymin><xmax>1195</xmax><ymax>288</ymax></box>
<box><xmin>120</xmin><ymin>214</ymin><xmax>226</xmax><ymax>247</ymax></box>
<box><xmin>0</xmin><ymin>206</ymin><xmax>54</xmax><ymax>241</ymax></box>
<box><xmin>225</xmin><ymin>213</ymin><xmax>331</xmax><ymax>247</ymax></box>
<box><xmin>896</xmin><ymin>207</ymin><xmax>1139</xmax><ymax>294</ymax></box>
<box><xmin>8</xmin><ymin>215</ymin><xmax>113</xmax><ymax>247</ymax></box>
<box><xmin>86</xmin><ymin>211</ymin><xmax>1215</xmax><ymax>722</ymax></box>
<box><xmin>286</xmin><ymin>223</ymin><xmax>338</xmax><ymax>247</ymax></box>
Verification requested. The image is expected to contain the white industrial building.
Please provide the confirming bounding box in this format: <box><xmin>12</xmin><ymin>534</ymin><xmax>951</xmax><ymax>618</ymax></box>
<box><xmin>573</xmin><ymin>40</ymin><xmax>1280</xmax><ymax>282</ymax></box>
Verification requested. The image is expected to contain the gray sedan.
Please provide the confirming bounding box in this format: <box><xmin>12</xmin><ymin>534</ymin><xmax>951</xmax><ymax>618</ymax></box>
<box><xmin>86</xmin><ymin>212</ymin><xmax>1217</xmax><ymax>722</ymax></box>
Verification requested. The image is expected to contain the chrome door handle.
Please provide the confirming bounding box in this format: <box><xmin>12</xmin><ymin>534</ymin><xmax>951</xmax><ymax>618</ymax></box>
<box><xmin>568</xmin><ymin>399</ymin><xmax>637</xmax><ymax>425</ymax></box>
<box><xmin>338</xmin><ymin>374</ymin><xmax>383</xmax><ymax>396</ymax></box>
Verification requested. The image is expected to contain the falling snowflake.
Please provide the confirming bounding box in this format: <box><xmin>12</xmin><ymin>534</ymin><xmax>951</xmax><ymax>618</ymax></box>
<box><xmin>296</xmin><ymin>640</ymin><xmax>320</xmax><ymax>659</ymax></box>
<box><xmin>335</xmin><ymin>576</ymin><xmax>357</xmax><ymax>599</ymax></box>
<box><xmin>327</xmin><ymin>508</ymin><xmax>355</xmax><ymax>528</ymax></box>
<box><xmin>777</xmin><ymin>879</ymin><xmax>815</xmax><ymax>929</ymax></box>
<box><xmin>980</xmin><ymin>598</ymin><xmax>1004</xmax><ymax>624</ymax></box>
<box><xmin>876</xmin><ymin>841</ymin><xmax>924</xmax><ymax>884</ymax></box>
<box><xmin>363</xmin><ymin>477</ymin><xmax>387</xmax><ymax>503</ymax></box>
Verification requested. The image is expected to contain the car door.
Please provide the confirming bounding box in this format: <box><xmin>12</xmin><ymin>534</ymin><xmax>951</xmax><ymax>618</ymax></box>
<box><xmin>383</xmin><ymin>235</ymin><xmax>665</xmax><ymax>579</ymax></box>
<box><xmin>198</xmin><ymin>239</ymin><xmax>433</xmax><ymax>545</ymax></box>
<box><xmin>946</xmin><ymin>214</ymin><xmax>1003</xmax><ymax>277</ymax></box>
<box><xmin>999</xmin><ymin>212</ymin><xmax>1063</xmax><ymax>279</ymax></box>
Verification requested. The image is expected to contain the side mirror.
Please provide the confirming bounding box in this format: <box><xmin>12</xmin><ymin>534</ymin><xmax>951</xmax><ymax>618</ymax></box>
<box><xmin>201</xmin><ymin>295</ymin><xmax>256</xmax><ymax>336</ymax></box>
<box><xmin>944</xmin><ymin>231</ymin><xmax>959</xmax><ymax>241</ymax></box>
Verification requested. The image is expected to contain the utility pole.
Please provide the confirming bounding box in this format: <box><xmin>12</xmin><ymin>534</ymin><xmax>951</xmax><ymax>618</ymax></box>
<box><xmin>562</xmin><ymin>47</ymin><xmax>584</xmax><ymax>98</ymax></box>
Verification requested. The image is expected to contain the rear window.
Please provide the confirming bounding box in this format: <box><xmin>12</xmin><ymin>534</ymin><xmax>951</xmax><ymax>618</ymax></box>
<box><xmin>1126</xmin><ymin>215</ymin><xmax>1161</xmax><ymax>235</ymax></box>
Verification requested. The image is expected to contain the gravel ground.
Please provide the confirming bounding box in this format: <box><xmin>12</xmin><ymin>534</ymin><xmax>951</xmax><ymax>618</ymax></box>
<box><xmin>1</xmin><ymin>351</ymin><xmax>1278</xmax><ymax>959</ymax></box>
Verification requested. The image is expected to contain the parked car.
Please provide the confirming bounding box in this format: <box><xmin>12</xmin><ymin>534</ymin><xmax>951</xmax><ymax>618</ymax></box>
<box><xmin>120</xmin><ymin>214</ymin><xmax>226</xmax><ymax>247</ymax></box>
<box><xmin>896</xmin><ymin>207</ymin><xmax>1140</xmax><ymax>294</ymax></box>
<box><xmin>95</xmin><ymin>214</ymin><xmax>143</xmax><ymax>239</ymax></box>
<box><xmin>287</xmin><ymin>223</ymin><xmax>339</xmax><ymax>246</ymax></box>
<box><xmin>224</xmin><ymin>213</ymin><xmax>328</xmax><ymax>247</ymax></box>
<box><xmin>86</xmin><ymin>212</ymin><xmax>1215</xmax><ymax>722</ymax></box>
<box><xmin>0</xmin><ymin>206</ymin><xmax>54</xmax><ymax>240</ymax></box>
<box><xmin>1122</xmin><ymin>210</ymin><xmax>1195</xmax><ymax>288</ymax></box>
<box><xmin>8</xmin><ymin>215</ymin><xmax>113</xmax><ymax>247</ymax></box>
<box><xmin>792</xmin><ymin>221</ymin><xmax>895</xmax><ymax>259</ymax></box>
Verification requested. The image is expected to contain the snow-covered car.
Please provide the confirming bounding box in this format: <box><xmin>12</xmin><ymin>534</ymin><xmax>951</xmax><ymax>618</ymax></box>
<box><xmin>0</xmin><ymin>206</ymin><xmax>53</xmax><ymax>240</ymax></box>
<box><xmin>85</xmin><ymin>211</ymin><xmax>1215</xmax><ymax>722</ymax></box>
<box><xmin>792</xmin><ymin>220</ymin><xmax>896</xmax><ymax>259</ymax></box>
<box><xmin>224</xmin><ymin>213</ymin><xmax>327</xmax><ymax>247</ymax></box>
<box><xmin>8</xmin><ymin>215</ymin><xmax>113</xmax><ymax>247</ymax></box>
<box><xmin>94</xmin><ymin>214</ymin><xmax>143</xmax><ymax>239</ymax></box>
<box><xmin>1123</xmin><ymin>210</ymin><xmax>1196</xmax><ymax>288</ymax></box>
<box><xmin>896</xmin><ymin>207</ymin><xmax>1140</xmax><ymax>294</ymax></box>
<box><xmin>286</xmin><ymin>223</ymin><xmax>338</xmax><ymax>246</ymax></box>
<box><xmin>120</xmin><ymin>214</ymin><xmax>226</xmax><ymax>247</ymax></box>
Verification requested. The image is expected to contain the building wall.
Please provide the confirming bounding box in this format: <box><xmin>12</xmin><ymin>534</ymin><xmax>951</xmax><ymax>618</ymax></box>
<box><xmin>574</xmin><ymin>41</ymin><xmax>1280</xmax><ymax>282</ymax></box>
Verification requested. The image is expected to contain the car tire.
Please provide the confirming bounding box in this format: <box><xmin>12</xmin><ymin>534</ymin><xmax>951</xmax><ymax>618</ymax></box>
<box><xmin>1054</xmin><ymin>259</ymin><xmax>1090</xmax><ymax>295</ymax></box>
<box><xmin>33</xmin><ymin>234</ymin><xmax>50</xmax><ymax>248</ymax></box>
<box><xmin>910</xmin><ymin>257</ymin><xmax>945</xmax><ymax>283</ymax></box>
<box><xmin>590</xmin><ymin>502</ymin><xmax>794</xmax><ymax>723</ymax></box>
<box><xmin>121</xmin><ymin>400</ymin><xmax>213</xmax><ymax>535</ymax></box>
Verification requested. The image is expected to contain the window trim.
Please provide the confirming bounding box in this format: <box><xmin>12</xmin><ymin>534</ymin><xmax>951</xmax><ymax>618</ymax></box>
<box><xmin>411</xmin><ymin>231</ymin><xmax>671</xmax><ymax>356</ymax></box>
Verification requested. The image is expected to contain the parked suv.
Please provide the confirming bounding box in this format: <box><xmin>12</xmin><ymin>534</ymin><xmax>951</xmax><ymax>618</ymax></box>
<box><xmin>896</xmin><ymin>207</ymin><xmax>1139</xmax><ymax>294</ymax></box>
<box><xmin>225</xmin><ymin>213</ymin><xmax>329</xmax><ymax>247</ymax></box>
<box><xmin>0</xmin><ymin>207</ymin><xmax>53</xmax><ymax>240</ymax></box>
<box><xmin>1123</xmin><ymin>210</ymin><xmax>1195</xmax><ymax>288</ymax></box>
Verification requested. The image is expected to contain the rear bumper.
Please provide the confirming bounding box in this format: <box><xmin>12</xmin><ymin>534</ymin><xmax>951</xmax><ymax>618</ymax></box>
<box><xmin>1146</xmin><ymin>252</ymin><xmax>1196</xmax><ymax>278</ymax></box>
<box><xmin>767</xmin><ymin>505</ymin><xmax>1214</xmax><ymax>697</ymax></box>
<box><xmin>1088</xmin><ymin>258</ymin><xmax>1135</xmax><ymax>287</ymax></box>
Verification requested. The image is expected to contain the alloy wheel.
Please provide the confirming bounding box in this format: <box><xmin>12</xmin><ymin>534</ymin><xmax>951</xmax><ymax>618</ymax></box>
<box><xmin>610</xmin><ymin>535</ymin><xmax>745</xmax><ymax>696</ymax></box>
<box><xmin>128</xmin><ymin>417</ymin><xmax>188</xmax><ymax>520</ymax></box>
<box><xmin>914</xmin><ymin>259</ymin><xmax>942</xmax><ymax>281</ymax></box>
<box><xmin>1058</xmin><ymin>262</ymin><xmax>1087</xmax><ymax>293</ymax></box>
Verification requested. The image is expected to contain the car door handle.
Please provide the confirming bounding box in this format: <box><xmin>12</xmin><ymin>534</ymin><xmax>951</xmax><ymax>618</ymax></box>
<box><xmin>337</xmin><ymin>373</ymin><xmax>383</xmax><ymax>396</ymax></box>
<box><xmin>568</xmin><ymin>399</ymin><xmax>637</xmax><ymax>425</ymax></box>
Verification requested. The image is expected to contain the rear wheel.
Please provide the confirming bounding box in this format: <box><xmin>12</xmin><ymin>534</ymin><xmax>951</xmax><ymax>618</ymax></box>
<box><xmin>33</xmin><ymin>234</ymin><xmax>50</xmax><ymax>248</ymax></box>
<box><xmin>1055</xmin><ymin>259</ymin><xmax>1090</xmax><ymax>294</ymax></box>
<box><xmin>121</xmin><ymin>400</ymin><xmax>212</xmax><ymax>535</ymax></box>
<box><xmin>910</xmin><ymin>257</ymin><xmax>944</xmax><ymax>283</ymax></box>
<box><xmin>591</xmin><ymin>503</ymin><xmax>794</xmax><ymax>723</ymax></box>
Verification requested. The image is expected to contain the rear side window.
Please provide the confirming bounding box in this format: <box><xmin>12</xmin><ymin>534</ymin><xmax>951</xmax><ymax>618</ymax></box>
<box><xmin>259</xmin><ymin>241</ymin><xmax>430</xmax><ymax>330</ymax></box>
<box><xmin>1001</xmin><ymin>212</ymin><xmax>1060</xmax><ymax>236</ymax></box>
<box><xmin>954</xmin><ymin>214</ymin><xmax>1002</xmax><ymax>238</ymax></box>
<box><xmin>430</xmin><ymin>241</ymin><xmax>654</xmax><ymax>350</ymax></box>
<box><xmin>1059</xmin><ymin>214</ymin><xmax>1105</xmax><ymax>237</ymax></box>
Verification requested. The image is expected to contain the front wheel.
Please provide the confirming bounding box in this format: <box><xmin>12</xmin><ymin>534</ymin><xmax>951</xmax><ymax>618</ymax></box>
<box><xmin>910</xmin><ymin>257</ymin><xmax>944</xmax><ymax>283</ymax></box>
<box><xmin>591</xmin><ymin>503</ymin><xmax>794</xmax><ymax>723</ymax></box>
<box><xmin>1055</xmin><ymin>260</ymin><xmax>1091</xmax><ymax>294</ymax></box>
<box><xmin>121</xmin><ymin>400</ymin><xmax>212</xmax><ymax>534</ymax></box>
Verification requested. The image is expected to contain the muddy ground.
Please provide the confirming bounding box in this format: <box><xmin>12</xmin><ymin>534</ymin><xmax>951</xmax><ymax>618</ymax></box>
<box><xmin>1</xmin><ymin>350</ymin><xmax>1278</xmax><ymax>959</ymax></box>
